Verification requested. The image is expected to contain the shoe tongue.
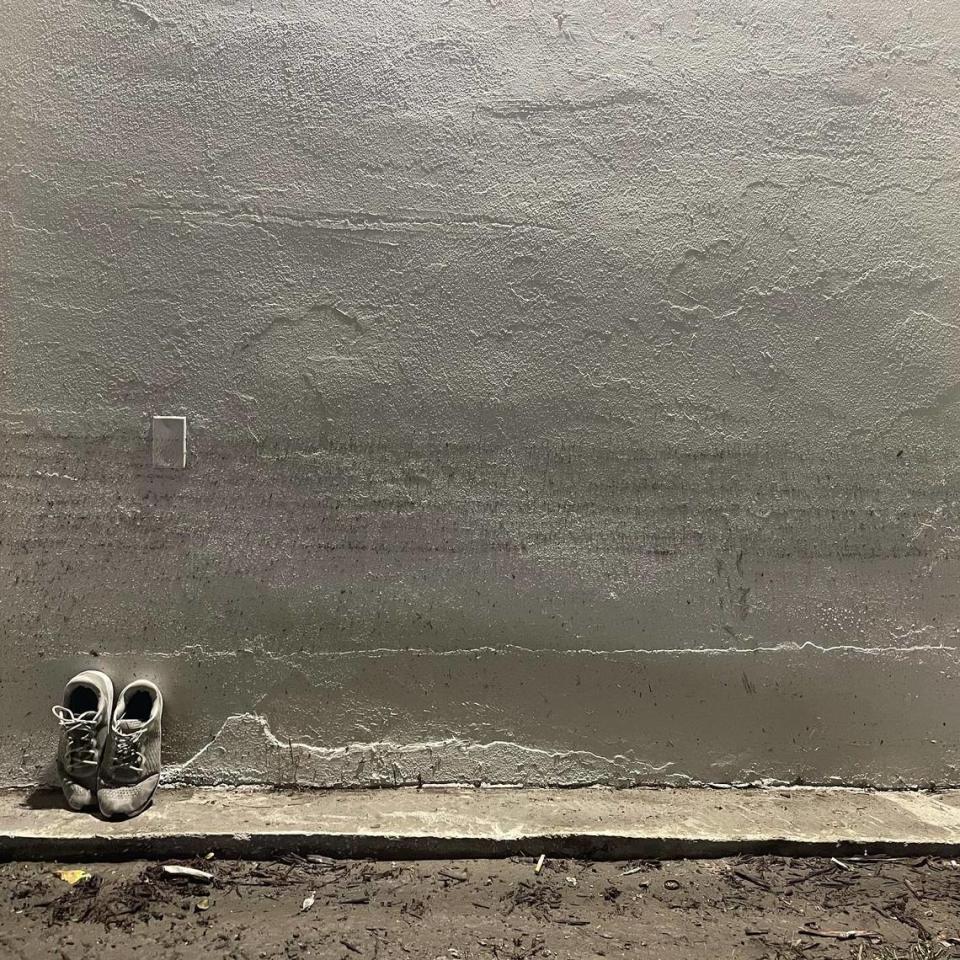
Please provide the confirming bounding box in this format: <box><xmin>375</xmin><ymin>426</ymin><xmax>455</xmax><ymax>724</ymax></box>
<box><xmin>117</xmin><ymin>718</ymin><xmax>144</xmax><ymax>733</ymax></box>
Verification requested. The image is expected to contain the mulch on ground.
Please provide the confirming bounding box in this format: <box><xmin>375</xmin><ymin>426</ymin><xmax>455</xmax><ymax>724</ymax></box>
<box><xmin>2</xmin><ymin>854</ymin><xmax>959</xmax><ymax>959</ymax></box>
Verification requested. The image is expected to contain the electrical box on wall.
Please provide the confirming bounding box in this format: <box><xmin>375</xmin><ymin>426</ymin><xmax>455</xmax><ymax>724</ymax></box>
<box><xmin>152</xmin><ymin>415</ymin><xmax>187</xmax><ymax>469</ymax></box>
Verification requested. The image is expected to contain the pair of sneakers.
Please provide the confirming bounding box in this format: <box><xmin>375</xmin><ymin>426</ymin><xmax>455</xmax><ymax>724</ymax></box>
<box><xmin>52</xmin><ymin>670</ymin><xmax>163</xmax><ymax>818</ymax></box>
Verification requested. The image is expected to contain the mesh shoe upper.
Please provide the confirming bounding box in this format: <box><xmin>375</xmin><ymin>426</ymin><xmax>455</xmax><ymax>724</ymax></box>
<box><xmin>53</xmin><ymin>670</ymin><xmax>114</xmax><ymax>810</ymax></box>
<box><xmin>98</xmin><ymin>680</ymin><xmax>162</xmax><ymax>818</ymax></box>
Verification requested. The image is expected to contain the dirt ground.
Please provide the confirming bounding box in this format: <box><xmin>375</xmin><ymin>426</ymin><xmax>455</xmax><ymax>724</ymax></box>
<box><xmin>1</xmin><ymin>854</ymin><xmax>958</xmax><ymax>960</ymax></box>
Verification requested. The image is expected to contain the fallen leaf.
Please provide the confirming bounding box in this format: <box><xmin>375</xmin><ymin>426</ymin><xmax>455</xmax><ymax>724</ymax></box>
<box><xmin>55</xmin><ymin>869</ymin><xmax>91</xmax><ymax>886</ymax></box>
<box><xmin>195</xmin><ymin>898</ymin><xmax>210</xmax><ymax>912</ymax></box>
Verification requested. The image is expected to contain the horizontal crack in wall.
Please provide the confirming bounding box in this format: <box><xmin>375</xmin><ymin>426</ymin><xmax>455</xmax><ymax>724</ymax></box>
<box><xmin>95</xmin><ymin>642</ymin><xmax>960</xmax><ymax>663</ymax></box>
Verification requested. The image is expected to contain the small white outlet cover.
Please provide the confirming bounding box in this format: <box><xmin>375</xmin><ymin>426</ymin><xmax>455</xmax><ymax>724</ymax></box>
<box><xmin>152</xmin><ymin>416</ymin><xmax>187</xmax><ymax>468</ymax></box>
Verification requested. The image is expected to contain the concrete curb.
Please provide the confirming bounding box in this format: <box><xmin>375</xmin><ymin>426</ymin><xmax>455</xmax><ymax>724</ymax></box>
<box><xmin>10</xmin><ymin>835</ymin><xmax>960</xmax><ymax>863</ymax></box>
<box><xmin>4</xmin><ymin>786</ymin><xmax>960</xmax><ymax>861</ymax></box>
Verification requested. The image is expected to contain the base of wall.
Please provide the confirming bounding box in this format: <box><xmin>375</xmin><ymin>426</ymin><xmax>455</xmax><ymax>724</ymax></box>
<box><xmin>3</xmin><ymin>786</ymin><xmax>960</xmax><ymax>861</ymax></box>
<box><xmin>10</xmin><ymin>644</ymin><xmax>960</xmax><ymax>791</ymax></box>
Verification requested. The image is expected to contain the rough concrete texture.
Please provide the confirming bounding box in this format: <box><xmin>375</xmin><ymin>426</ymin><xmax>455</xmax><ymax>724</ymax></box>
<box><xmin>6</xmin><ymin>786</ymin><xmax>960</xmax><ymax>861</ymax></box>
<box><xmin>1</xmin><ymin>0</ymin><xmax>960</xmax><ymax>787</ymax></box>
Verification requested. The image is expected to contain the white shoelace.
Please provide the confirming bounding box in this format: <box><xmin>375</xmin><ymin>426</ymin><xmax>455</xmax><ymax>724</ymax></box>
<box><xmin>51</xmin><ymin>706</ymin><xmax>99</xmax><ymax>767</ymax></box>
<box><xmin>112</xmin><ymin>724</ymin><xmax>147</xmax><ymax>774</ymax></box>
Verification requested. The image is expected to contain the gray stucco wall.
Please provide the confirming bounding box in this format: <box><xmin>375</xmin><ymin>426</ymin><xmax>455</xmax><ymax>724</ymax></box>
<box><xmin>2</xmin><ymin>0</ymin><xmax>960</xmax><ymax>788</ymax></box>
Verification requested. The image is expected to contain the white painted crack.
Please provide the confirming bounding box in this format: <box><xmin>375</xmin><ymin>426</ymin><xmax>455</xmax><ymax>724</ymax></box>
<box><xmin>93</xmin><ymin>641</ymin><xmax>960</xmax><ymax>664</ymax></box>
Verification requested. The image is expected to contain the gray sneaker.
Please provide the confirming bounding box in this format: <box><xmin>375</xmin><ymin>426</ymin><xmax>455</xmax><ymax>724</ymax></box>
<box><xmin>53</xmin><ymin>670</ymin><xmax>114</xmax><ymax>810</ymax></box>
<box><xmin>97</xmin><ymin>680</ymin><xmax>163</xmax><ymax>819</ymax></box>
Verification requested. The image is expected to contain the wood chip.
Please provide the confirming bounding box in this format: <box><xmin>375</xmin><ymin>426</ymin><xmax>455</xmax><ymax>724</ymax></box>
<box><xmin>801</xmin><ymin>925</ymin><xmax>882</xmax><ymax>942</ymax></box>
<box><xmin>161</xmin><ymin>865</ymin><xmax>214</xmax><ymax>882</ymax></box>
<box><xmin>732</xmin><ymin>870</ymin><xmax>771</xmax><ymax>891</ymax></box>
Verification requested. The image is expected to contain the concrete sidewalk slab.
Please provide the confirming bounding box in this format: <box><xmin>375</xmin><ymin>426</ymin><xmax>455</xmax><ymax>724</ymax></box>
<box><xmin>3</xmin><ymin>787</ymin><xmax>960</xmax><ymax>861</ymax></box>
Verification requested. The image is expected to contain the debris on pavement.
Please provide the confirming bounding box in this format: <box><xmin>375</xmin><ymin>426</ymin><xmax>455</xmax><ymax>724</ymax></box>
<box><xmin>161</xmin><ymin>865</ymin><xmax>214</xmax><ymax>882</ymax></box>
<box><xmin>800</xmin><ymin>923</ymin><xmax>883</xmax><ymax>942</ymax></box>
<box><xmin>5</xmin><ymin>854</ymin><xmax>960</xmax><ymax>957</ymax></box>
